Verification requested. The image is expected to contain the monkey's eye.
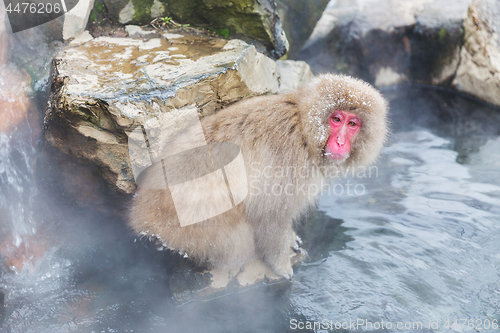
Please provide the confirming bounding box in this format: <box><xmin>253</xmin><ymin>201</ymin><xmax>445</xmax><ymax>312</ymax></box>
<box><xmin>332</xmin><ymin>116</ymin><xmax>341</xmax><ymax>123</ymax></box>
<box><xmin>348</xmin><ymin>121</ymin><xmax>357</xmax><ymax>127</ymax></box>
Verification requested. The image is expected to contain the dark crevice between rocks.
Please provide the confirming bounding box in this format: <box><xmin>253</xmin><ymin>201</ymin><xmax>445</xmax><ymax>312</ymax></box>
<box><xmin>409</xmin><ymin>22</ymin><xmax>465</xmax><ymax>85</ymax></box>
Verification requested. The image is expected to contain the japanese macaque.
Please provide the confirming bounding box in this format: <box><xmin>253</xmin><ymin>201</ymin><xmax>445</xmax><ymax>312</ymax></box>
<box><xmin>128</xmin><ymin>74</ymin><xmax>388</xmax><ymax>279</ymax></box>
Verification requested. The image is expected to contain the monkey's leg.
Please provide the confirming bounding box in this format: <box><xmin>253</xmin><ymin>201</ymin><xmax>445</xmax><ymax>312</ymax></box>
<box><xmin>208</xmin><ymin>217</ymin><xmax>257</xmax><ymax>272</ymax></box>
<box><xmin>254</xmin><ymin>222</ymin><xmax>295</xmax><ymax>279</ymax></box>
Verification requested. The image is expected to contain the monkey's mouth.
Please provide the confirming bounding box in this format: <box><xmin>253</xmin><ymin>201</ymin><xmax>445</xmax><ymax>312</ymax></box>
<box><xmin>324</xmin><ymin>152</ymin><xmax>349</xmax><ymax>161</ymax></box>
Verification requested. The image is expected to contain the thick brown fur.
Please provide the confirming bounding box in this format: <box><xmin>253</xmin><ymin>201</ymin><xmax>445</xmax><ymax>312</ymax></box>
<box><xmin>128</xmin><ymin>74</ymin><xmax>388</xmax><ymax>278</ymax></box>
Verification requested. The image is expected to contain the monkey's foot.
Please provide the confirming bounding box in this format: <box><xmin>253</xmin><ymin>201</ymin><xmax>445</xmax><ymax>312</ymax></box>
<box><xmin>268</xmin><ymin>258</ymin><xmax>294</xmax><ymax>280</ymax></box>
<box><xmin>169</xmin><ymin>249</ymin><xmax>307</xmax><ymax>303</ymax></box>
<box><xmin>235</xmin><ymin>259</ymin><xmax>282</xmax><ymax>287</ymax></box>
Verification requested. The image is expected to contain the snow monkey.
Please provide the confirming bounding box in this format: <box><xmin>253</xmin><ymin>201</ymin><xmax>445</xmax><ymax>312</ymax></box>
<box><xmin>128</xmin><ymin>74</ymin><xmax>388</xmax><ymax>279</ymax></box>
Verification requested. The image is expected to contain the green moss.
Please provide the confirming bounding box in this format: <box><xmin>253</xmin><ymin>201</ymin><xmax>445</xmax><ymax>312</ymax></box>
<box><xmin>208</xmin><ymin>27</ymin><xmax>230</xmax><ymax>38</ymax></box>
<box><xmin>89</xmin><ymin>0</ymin><xmax>107</xmax><ymax>24</ymax></box>
<box><xmin>218</xmin><ymin>28</ymin><xmax>230</xmax><ymax>38</ymax></box>
<box><xmin>161</xmin><ymin>0</ymin><xmax>273</xmax><ymax>48</ymax></box>
<box><xmin>132</xmin><ymin>0</ymin><xmax>155</xmax><ymax>23</ymax></box>
<box><xmin>124</xmin><ymin>0</ymin><xmax>276</xmax><ymax>48</ymax></box>
<box><xmin>438</xmin><ymin>27</ymin><xmax>447</xmax><ymax>42</ymax></box>
<box><xmin>160</xmin><ymin>0</ymin><xmax>197</xmax><ymax>21</ymax></box>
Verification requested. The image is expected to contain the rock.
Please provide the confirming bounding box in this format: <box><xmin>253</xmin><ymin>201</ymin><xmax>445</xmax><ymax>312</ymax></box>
<box><xmin>63</xmin><ymin>0</ymin><xmax>95</xmax><ymax>40</ymax></box>
<box><xmin>68</xmin><ymin>31</ymin><xmax>94</xmax><ymax>46</ymax></box>
<box><xmin>275</xmin><ymin>0</ymin><xmax>330</xmax><ymax>58</ymax></box>
<box><xmin>0</xmin><ymin>233</ymin><xmax>50</xmax><ymax>273</ymax></box>
<box><xmin>102</xmin><ymin>0</ymin><xmax>289</xmax><ymax>58</ymax></box>
<box><xmin>299</xmin><ymin>0</ymin><xmax>471</xmax><ymax>87</ymax></box>
<box><xmin>276</xmin><ymin>60</ymin><xmax>314</xmax><ymax>93</ymax></box>
<box><xmin>452</xmin><ymin>0</ymin><xmax>500</xmax><ymax>107</ymax></box>
<box><xmin>124</xmin><ymin>24</ymin><xmax>158</xmax><ymax>37</ymax></box>
<box><xmin>42</xmin><ymin>33</ymin><xmax>312</xmax><ymax>209</ymax></box>
<box><xmin>410</xmin><ymin>0</ymin><xmax>470</xmax><ymax>85</ymax></box>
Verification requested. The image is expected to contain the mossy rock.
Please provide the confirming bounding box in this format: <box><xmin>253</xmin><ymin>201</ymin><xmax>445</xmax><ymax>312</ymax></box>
<box><xmin>101</xmin><ymin>0</ymin><xmax>288</xmax><ymax>58</ymax></box>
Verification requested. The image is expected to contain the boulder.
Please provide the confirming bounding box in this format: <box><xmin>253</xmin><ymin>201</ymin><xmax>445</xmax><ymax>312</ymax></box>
<box><xmin>276</xmin><ymin>59</ymin><xmax>313</xmax><ymax>93</ymax></box>
<box><xmin>63</xmin><ymin>0</ymin><xmax>95</xmax><ymax>40</ymax></box>
<box><xmin>298</xmin><ymin>0</ymin><xmax>471</xmax><ymax>87</ymax></box>
<box><xmin>42</xmin><ymin>31</ymin><xmax>312</xmax><ymax>210</ymax></box>
<box><xmin>452</xmin><ymin>0</ymin><xmax>500</xmax><ymax>107</ymax></box>
<box><xmin>101</xmin><ymin>0</ymin><xmax>289</xmax><ymax>58</ymax></box>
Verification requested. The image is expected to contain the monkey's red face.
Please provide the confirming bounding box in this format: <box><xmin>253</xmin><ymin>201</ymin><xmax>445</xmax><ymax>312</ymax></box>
<box><xmin>325</xmin><ymin>110</ymin><xmax>362</xmax><ymax>161</ymax></box>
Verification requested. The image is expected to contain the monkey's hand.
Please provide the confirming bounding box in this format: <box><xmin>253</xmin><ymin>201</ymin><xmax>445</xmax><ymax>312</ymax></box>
<box><xmin>272</xmin><ymin>259</ymin><xmax>293</xmax><ymax>280</ymax></box>
<box><xmin>290</xmin><ymin>232</ymin><xmax>303</xmax><ymax>254</ymax></box>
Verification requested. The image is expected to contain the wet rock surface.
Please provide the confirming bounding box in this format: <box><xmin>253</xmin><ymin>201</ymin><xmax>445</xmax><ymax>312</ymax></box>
<box><xmin>101</xmin><ymin>0</ymin><xmax>288</xmax><ymax>58</ymax></box>
<box><xmin>42</xmin><ymin>31</ymin><xmax>311</xmax><ymax>210</ymax></box>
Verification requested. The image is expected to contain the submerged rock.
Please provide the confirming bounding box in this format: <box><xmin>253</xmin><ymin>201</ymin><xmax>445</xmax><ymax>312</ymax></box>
<box><xmin>0</xmin><ymin>233</ymin><xmax>50</xmax><ymax>273</ymax></box>
<box><xmin>42</xmin><ymin>32</ymin><xmax>311</xmax><ymax>210</ymax></box>
<box><xmin>0</xmin><ymin>66</ymin><xmax>32</xmax><ymax>133</ymax></box>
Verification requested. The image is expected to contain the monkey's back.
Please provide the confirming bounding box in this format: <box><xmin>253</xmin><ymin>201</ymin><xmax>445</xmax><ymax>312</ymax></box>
<box><xmin>202</xmin><ymin>93</ymin><xmax>325</xmax><ymax>226</ymax></box>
